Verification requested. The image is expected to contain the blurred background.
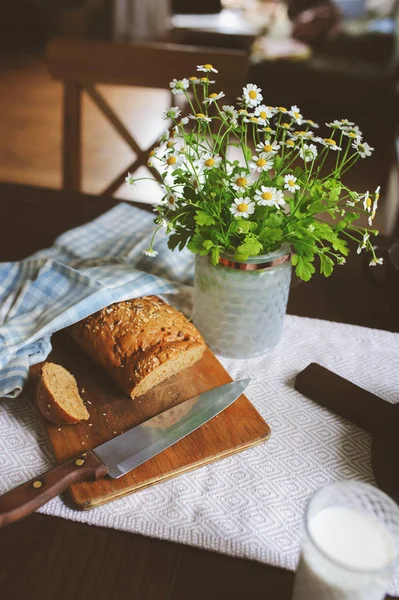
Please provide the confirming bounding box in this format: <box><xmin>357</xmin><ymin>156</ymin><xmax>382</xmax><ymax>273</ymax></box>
<box><xmin>1</xmin><ymin>0</ymin><xmax>398</xmax><ymax>233</ymax></box>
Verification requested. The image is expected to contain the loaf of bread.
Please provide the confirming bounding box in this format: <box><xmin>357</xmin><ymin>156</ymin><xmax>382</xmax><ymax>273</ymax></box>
<box><xmin>69</xmin><ymin>296</ymin><xmax>206</xmax><ymax>399</ymax></box>
<box><xmin>36</xmin><ymin>362</ymin><xmax>90</xmax><ymax>424</ymax></box>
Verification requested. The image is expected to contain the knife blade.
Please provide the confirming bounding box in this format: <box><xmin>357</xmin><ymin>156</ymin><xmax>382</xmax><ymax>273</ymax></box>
<box><xmin>0</xmin><ymin>379</ymin><xmax>250</xmax><ymax>527</ymax></box>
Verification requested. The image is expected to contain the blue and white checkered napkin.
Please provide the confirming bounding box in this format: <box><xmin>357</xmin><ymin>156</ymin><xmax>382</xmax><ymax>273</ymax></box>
<box><xmin>0</xmin><ymin>202</ymin><xmax>195</xmax><ymax>399</ymax></box>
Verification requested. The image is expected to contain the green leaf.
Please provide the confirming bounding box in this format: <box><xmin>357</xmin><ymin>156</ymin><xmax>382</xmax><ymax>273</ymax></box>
<box><xmin>291</xmin><ymin>254</ymin><xmax>315</xmax><ymax>282</ymax></box>
<box><xmin>211</xmin><ymin>246</ymin><xmax>221</xmax><ymax>265</ymax></box>
<box><xmin>263</xmin><ymin>213</ymin><xmax>284</xmax><ymax>228</ymax></box>
<box><xmin>319</xmin><ymin>253</ymin><xmax>334</xmax><ymax>277</ymax></box>
<box><xmin>232</xmin><ymin>219</ymin><xmax>251</xmax><ymax>234</ymax></box>
<box><xmin>167</xmin><ymin>233</ymin><xmax>181</xmax><ymax>252</ymax></box>
<box><xmin>202</xmin><ymin>240</ymin><xmax>215</xmax><ymax>250</ymax></box>
<box><xmin>187</xmin><ymin>232</ymin><xmax>205</xmax><ymax>254</ymax></box>
<box><xmin>195</xmin><ymin>210</ymin><xmax>215</xmax><ymax>226</ymax></box>
<box><xmin>235</xmin><ymin>236</ymin><xmax>263</xmax><ymax>261</ymax></box>
<box><xmin>258</xmin><ymin>227</ymin><xmax>283</xmax><ymax>246</ymax></box>
<box><xmin>243</xmin><ymin>146</ymin><xmax>252</xmax><ymax>162</ymax></box>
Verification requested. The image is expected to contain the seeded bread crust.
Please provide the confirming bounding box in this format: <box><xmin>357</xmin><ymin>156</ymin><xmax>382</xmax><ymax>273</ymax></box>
<box><xmin>69</xmin><ymin>296</ymin><xmax>206</xmax><ymax>399</ymax></box>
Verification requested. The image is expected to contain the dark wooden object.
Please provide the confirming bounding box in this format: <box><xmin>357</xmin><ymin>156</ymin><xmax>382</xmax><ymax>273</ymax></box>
<box><xmin>1</xmin><ymin>182</ymin><xmax>398</xmax><ymax>600</ymax></box>
<box><xmin>47</xmin><ymin>38</ymin><xmax>249</xmax><ymax>194</ymax></box>
<box><xmin>295</xmin><ymin>363</ymin><xmax>399</xmax><ymax>504</ymax></box>
<box><xmin>27</xmin><ymin>334</ymin><xmax>270</xmax><ymax>510</ymax></box>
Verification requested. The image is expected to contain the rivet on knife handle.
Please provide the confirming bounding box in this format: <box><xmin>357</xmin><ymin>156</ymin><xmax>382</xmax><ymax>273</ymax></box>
<box><xmin>0</xmin><ymin>451</ymin><xmax>109</xmax><ymax>527</ymax></box>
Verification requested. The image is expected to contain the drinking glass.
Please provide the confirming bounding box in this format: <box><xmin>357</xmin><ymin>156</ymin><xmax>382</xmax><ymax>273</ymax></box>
<box><xmin>293</xmin><ymin>481</ymin><xmax>399</xmax><ymax>600</ymax></box>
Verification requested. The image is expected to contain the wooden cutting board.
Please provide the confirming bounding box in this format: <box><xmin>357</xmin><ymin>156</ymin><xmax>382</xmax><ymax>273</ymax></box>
<box><xmin>28</xmin><ymin>331</ymin><xmax>271</xmax><ymax>510</ymax></box>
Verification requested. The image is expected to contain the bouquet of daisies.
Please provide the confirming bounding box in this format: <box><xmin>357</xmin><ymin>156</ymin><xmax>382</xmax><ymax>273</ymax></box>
<box><xmin>126</xmin><ymin>63</ymin><xmax>381</xmax><ymax>281</ymax></box>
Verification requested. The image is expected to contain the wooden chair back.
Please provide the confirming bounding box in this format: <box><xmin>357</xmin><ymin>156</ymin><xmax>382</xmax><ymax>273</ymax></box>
<box><xmin>47</xmin><ymin>38</ymin><xmax>249</xmax><ymax>195</ymax></box>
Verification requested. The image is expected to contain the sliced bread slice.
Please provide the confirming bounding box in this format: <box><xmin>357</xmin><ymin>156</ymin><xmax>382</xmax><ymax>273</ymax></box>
<box><xmin>36</xmin><ymin>362</ymin><xmax>90</xmax><ymax>425</ymax></box>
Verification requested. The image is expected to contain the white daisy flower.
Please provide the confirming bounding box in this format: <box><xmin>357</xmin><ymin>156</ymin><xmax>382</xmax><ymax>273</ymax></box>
<box><xmin>375</xmin><ymin>185</ymin><xmax>381</xmax><ymax>202</ymax></box>
<box><xmin>144</xmin><ymin>248</ymin><xmax>158</xmax><ymax>257</ymax></box>
<box><xmin>230</xmin><ymin>197</ymin><xmax>255</xmax><ymax>219</ymax></box>
<box><xmin>369</xmin><ymin>257</ymin><xmax>384</xmax><ymax>266</ymax></box>
<box><xmin>189</xmin><ymin>113</ymin><xmax>212</xmax><ymax>123</ymax></box>
<box><xmin>189</xmin><ymin>172</ymin><xmax>205</xmax><ymax>194</ymax></box>
<box><xmin>255</xmin><ymin>105</ymin><xmax>274</xmax><ymax>122</ymax></box>
<box><xmin>347</xmin><ymin>200</ymin><xmax>356</xmax><ymax>207</ymax></box>
<box><xmin>188</xmin><ymin>76</ymin><xmax>201</xmax><ymax>85</ymax></box>
<box><xmin>170</xmin><ymin>78</ymin><xmax>189</xmax><ymax>95</ymax></box>
<box><xmin>363</xmin><ymin>191</ymin><xmax>372</xmax><ymax>212</ymax></box>
<box><xmin>284</xmin><ymin>139</ymin><xmax>296</xmax><ymax>149</ymax></box>
<box><xmin>353</xmin><ymin>141</ymin><xmax>374</xmax><ymax>158</ymax></box>
<box><xmin>179</xmin><ymin>117</ymin><xmax>189</xmax><ymax>126</ymax></box>
<box><xmin>244</xmin><ymin>115</ymin><xmax>264</xmax><ymax>126</ymax></box>
<box><xmin>299</xmin><ymin>143</ymin><xmax>318</xmax><ymax>163</ymax></box>
<box><xmin>204</xmin><ymin>91</ymin><xmax>225</xmax><ymax>105</ymax></box>
<box><xmin>280</xmin><ymin>122</ymin><xmax>292</xmax><ymax>131</ymax></box>
<box><xmin>160</xmin><ymin>173</ymin><xmax>184</xmax><ymax>198</ymax></box>
<box><xmin>249</xmin><ymin>155</ymin><xmax>274</xmax><ymax>173</ymax></box>
<box><xmin>260</xmin><ymin>126</ymin><xmax>276</xmax><ymax>135</ymax></box>
<box><xmin>256</xmin><ymin>139</ymin><xmax>280</xmax><ymax>155</ymax></box>
<box><xmin>274</xmin><ymin>190</ymin><xmax>286</xmax><ymax>207</ymax></box>
<box><xmin>340</xmin><ymin>118</ymin><xmax>355</xmax><ymax>127</ymax></box>
<box><xmin>305</xmin><ymin>119</ymin><xmax>319</xmax><ymax>128</ymax></box>
<box><xmin>222</xmin><ymin>105</ymin><xmax>238</xmax><ymax>117</ymax></box>
<box><xmin>243</xmin><ymin>84</ymin><xmax>263</xmax><ymax>108</ymax></box>
<box><xmin>320</xmin><ymin>138</ymin><xmax>342</xmax><ymax>151</ymax></box>
<box><xmin>357</xmin><ymin>232</ymin><xmax>370</xmax><ymax>254</ymax></box>
<box><xmin>202</xmin><ymin>153</ymin><xmax>222</xmax><ymax>170</ymax></box>
<box><xmin>197</xmin><ymin>63</ymin><xmax>218</xmax><ymax>73</ymax></box>
<box><xmin>231</xmin><ymin>171</ymin><xmax>253</xmax><ymax>192</ymax></box>
<box><xmin>255</xmin><ymin>186</ymin><xmax>278</xmax><ymax>206</ymax></box>
<box><xmin>327</xmin><ymin>119</ymin><xmax>355</xmax><ymax>130</ymax></box>
<box><xmin>162</xmin><ymin>106</ymin><xmax>181</xmax><ymax>120</ymax></box>
<box><xmin>162</xmin><ymin>152</ymin><xmax>183</xmax><ymax>170</ymax></box>
<box><xmin>284</xmin><ymin>174</ymin><xmax>300</xmax><ymax>192</ymax></box>
<box><xmin>125</xmin><ymin>172</ymin><xmax>135</xmax><ymax>187</ymax></box>
<box><xmin>165</xmin><ymin>194</ymin><xmax>179</xmax><ymax>211</ymax></box>
<box><xmin>342</xmin><ymin>125</ymin><xmax>362</xmax><ymax>140</ymax></box>
<box><xmin>199</xmin><ymin>77</ymin><xmax>215</xmax><ymax>84</ymax></box>
<box><xmin>289</xmin><ymin>105</ymin><xmax>303</xmax><ymax>125</ymax></box>
<box><xmin>276</xmin><ymin>106</ymin><xmax>288</xmax><ymax>114</ymax></box>
<box><xmin>289</xmin><ymin>130</ymin><xmax>315</xmax><ymax>141</ymax></box>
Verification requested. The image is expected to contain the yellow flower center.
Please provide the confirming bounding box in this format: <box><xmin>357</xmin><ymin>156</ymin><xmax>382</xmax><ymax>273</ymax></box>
<box><xmin>282</xmin><ymin>123</ymin><xmax>290</xmax><ymax>129</ymax></box>
<box><xmin>296</xmin><ymin>131</ymin><xmax>308</xmax><ymax>136</ymax></box>
<box><xmin>237</xmin><ymin>203</ymin><xmax>249</xmax><ymax>213</ymax></box>
<box><xmin>166</xmin><ymin>142</ymin><xmax>174</xmax><ymax>148</ymax></box>
<box><xmin>366</xmin><ymin>197</ymin><xmax>372</xmax><ymax>208</ymax></box>
<box><xmin>168</xmin><ymin>196</ymin><xmax>176</xmax><ymax>204</ymax></box>
<box><xmin>256</xmin><ymin>158</ymin><xmax>267</xmax><ymax>167</ymax></box>
<box><xmin>189</xmin><ymin>76</ymin><xmax>198</xmax><ymax>81</ymax></box>
<box><xmin>286</xmin><ymin>140</ymin><xmax>295</xmax><ymax>147</ymax></box>
<box><xmin>294</xmin><ymin>112</ymin><xmax>300</xmax><ymax>119</ymax></box>
<box><xmin>376</xmin><ymin>192</ymin><xmax>380</xmax><ymax>201</ymax></box>
<box><xmin>288</xmin><ymin>179</ymin><xmax>295</xmax><ymax>187</ymax></box>
<box><xmin>196</xmin><ymin>113</ymin><xmax>205</xmax><ymax>118</ymax></box>
<box><xmin>324</xmin><ymin>138</ymin><xmax>336</xmax><ymax>145</ymax></box>
<box><xmin>250</xmin><ymin>117</ymin><xmax>259</xmax><ymax>123</ymax></box>
<box><xmin>204</xmin><ymin>63</ymin><xmax>213</xmax><ymax>69</ymax></box>
<box><xmin>308</xmin><ymin>120</ymin><xmax>315</xmax><ymax>125</ymax></box>
<box><xmin>348</xmin><ymin>132</ymin><xmax>357</xmax><ymax>137</ymax></box>
<box><xmin>262</xmin><ymin>192</ymin><xmax>273</xmax><ymax>200</ymax></box>
<box><xmin>264</xmin><ymin>127</ymin><xmax>272</xmax><ymax>133</ymax></box>
<box><xmin>205</xmin><ymin>158</ymin><xmax>215</xmax><ymax>167</ymax></box>
<box><xmin>149</xmin><ymin>149</ymin><xmax>155</xmax><ymax>156</ymax></box>
<box><xmin>167</xmin><ymin>156</ymin><xmax>177</xmax><ymax>165</ymax></box>
<box><xmin>278</xmin><ymin>107</ymin><xmax>287</xmax><ymax>112</ymax></box>
<box><xmin>236</xmin><ymin>177</ymin><xmax>247</xmax><ymax>187</ymax></box>
<box><xmin>200</xmin><ymin>77</ymin><xmax>208</xmax><ymax>82</ymax></box>
<box><xmin>209</xmin><ymin>93</ymin><xmax>218</xmax><ymax>98</ymax></box>
<box><xmin>238</xmin><ymin>109</ymin><xmax>248</xmax><ymax>114</ymax></box>
<box><xmin>249</xmin><ymin>90</ymin><xmax>258</xmax><ymax>100</ymax></box>
<box><xmin>263</xmin><ymin>144</ymin><xmax>273</xmax><ymax>153</ymax></box>
<box><xmin>259</xmin><ymin>111</ymin><xmax>267</xmax><ymax>120</ymax></box>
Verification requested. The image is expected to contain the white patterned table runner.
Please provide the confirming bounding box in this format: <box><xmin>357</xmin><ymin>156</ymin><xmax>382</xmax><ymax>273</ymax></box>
<box><xmin>1</xmin><ymin>316</ymin><xmax>399</xmax><ymax>595</ymax></box>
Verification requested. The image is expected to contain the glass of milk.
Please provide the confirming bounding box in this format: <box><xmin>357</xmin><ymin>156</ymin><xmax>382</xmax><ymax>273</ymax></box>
<box><xmin>293</xmin><ymin>481</ymin><xmax>399</xmax><ymax>600</ymax></box>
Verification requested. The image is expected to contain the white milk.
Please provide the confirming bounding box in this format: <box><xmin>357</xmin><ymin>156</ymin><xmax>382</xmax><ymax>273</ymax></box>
<box><xmin>293</xmin><ymin>506</ymin><xmax>396</xmax><ymax>600</ymax></box>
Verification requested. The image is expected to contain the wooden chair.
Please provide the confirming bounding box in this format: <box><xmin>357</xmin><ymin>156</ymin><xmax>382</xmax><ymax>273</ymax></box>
<box><xmin>47</xmin><ymin>38</ymin><xmax>249</xmax><ymax>195</ymax></box>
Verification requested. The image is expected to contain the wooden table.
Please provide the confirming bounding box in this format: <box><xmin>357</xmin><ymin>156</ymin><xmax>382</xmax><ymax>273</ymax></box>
<box><xmin>0</xmin><ymin>182</ymin><xmax>397</xmax><ymax>600</ymax></box>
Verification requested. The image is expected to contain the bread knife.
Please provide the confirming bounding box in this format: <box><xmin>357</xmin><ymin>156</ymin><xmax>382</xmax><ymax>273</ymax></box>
<box><xmin>0</xmin><ymin>379</ymin><xmax>249</xmax><ymax>527</ymax></box>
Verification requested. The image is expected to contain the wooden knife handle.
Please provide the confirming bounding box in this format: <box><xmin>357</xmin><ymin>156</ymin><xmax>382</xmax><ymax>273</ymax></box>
<box><xmin>0</xmin><ymin>451</ymin><xmax>109</xmax><ymax>527</ymax></box>
<box><xmin>295</xmin><ymin>363</ymin><xmax>399</xmax><ymax>436</ymax></box>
